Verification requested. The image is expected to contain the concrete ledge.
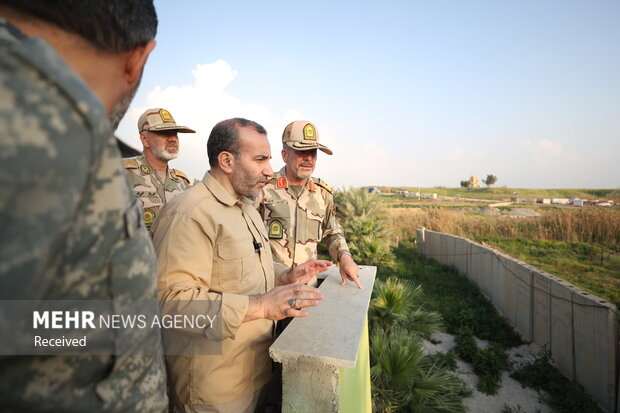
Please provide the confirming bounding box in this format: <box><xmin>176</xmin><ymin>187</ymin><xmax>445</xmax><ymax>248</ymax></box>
<box><xmin>270</xmin><ymin>265</ymin><xmax>376</xmax><ymax>413</ymax></box>
<box><xmin>270</xmin><ymin>265</ymin><xmax>376</xmax><ymax>368</ymax></box>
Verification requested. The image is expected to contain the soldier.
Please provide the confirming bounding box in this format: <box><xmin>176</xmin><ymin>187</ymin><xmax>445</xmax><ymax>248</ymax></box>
<box><xmin>152</xmin><ymin>118</ymin><xmax>330</xmax><ymax>412</ymax></box>
<box><xmin>257</xmin><ymin>120</ymin><xmax>363</xmax><ymax>289</ymax></box>
<box><xmin>0</xmin><ymin>1</ymin><xmax>167</xmax><ymax>412</ymax></box>
<box><xmin>124</xmin><ymin>107</ymin><xmax>196</xmax><ymax>229</ymax></box>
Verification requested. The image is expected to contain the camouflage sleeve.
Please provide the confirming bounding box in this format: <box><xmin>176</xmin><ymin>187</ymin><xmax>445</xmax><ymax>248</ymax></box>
<box><xmin>320</xmin><ymin>190</ymin><xmax>350</xmax><ymax>262</ymax></box>
<box><xmin>0</xmin><ymin>88</ymin><xmax>90</xmax><ymax>299</ymax></box>
<box><xmin>152</xmin><ymin>211</ymin><xmax>249</xmax><ymax>341</ymax></box>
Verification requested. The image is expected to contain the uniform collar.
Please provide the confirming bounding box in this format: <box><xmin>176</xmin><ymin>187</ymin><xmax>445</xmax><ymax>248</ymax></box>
<box><xmin>203</xmin><ymin>171</ymin><xmax>238</xmax><ymax>207</ymax></box>
<box><xmin>277</xmin><ymin>167</ymin><xmax>317</xmax><ymax>192</ymax></box>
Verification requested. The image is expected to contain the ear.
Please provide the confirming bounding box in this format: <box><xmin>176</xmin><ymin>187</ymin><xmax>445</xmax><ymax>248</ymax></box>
<box><xmin>281</xmin><ymin>148</ymin><xmax>288</xmax><ymax>163</ymax></box>
<box><xmin>218</xmin><ymin>151</ymin><xmax>235</xmax><ymax>174</ymax></box>
<box><xmin>124</xmin><ymin>40</ymin><xmax>157</xmax><ymax>84</ymax></box>
<box><xmin>139</xmin><ymin>132</ymin><xmax>149</xmax><ymax>148</ymax></box>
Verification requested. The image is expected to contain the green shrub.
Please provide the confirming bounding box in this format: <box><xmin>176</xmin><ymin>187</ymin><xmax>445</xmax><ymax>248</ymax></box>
<box><xmin>510</xmin><ymin>349</ymin><xmax>604</xmax><ymax>413</ymax></box>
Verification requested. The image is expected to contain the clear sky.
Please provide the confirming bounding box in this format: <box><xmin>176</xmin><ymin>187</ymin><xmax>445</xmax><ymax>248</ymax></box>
<box><xmin>116</xmin><ymin>0</ymin><xmax>620</xmax><ymax>189</ymax></box>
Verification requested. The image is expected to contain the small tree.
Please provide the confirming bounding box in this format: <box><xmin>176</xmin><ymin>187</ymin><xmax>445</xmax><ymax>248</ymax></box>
<box><xmin>483</xmin><ymin>174</ymin><xmax>497</xmax><ymax>187</ymax></box>
<box><xmin>460</xmin><ymin>180</ymin><xmax>470</xmax><ymax>188</ymax></box>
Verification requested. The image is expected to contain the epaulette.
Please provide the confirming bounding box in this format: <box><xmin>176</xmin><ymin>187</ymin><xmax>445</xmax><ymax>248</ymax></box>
<box><xmin>315</xmin><ymin>178</ymin><xmax>333</xmax><ymax>194</ymax></box>
<box><xmin>122</xmin><ymin>158</ymin><xmax>139</xmax><ymax>169</ymax></box>
<box><xmin>172</xmin><ymin>169</ymin><xmax>190</xmax><ymax>184</ymax></box>
<box><xmin>275</xmin><ymin>176</ymin><xmax>288</xmax><ymax>189</ymax></box>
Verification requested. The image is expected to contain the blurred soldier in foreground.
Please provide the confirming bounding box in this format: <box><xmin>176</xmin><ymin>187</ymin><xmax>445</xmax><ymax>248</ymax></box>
<box><xmin>152</xmin><ymin>118</ymin><xmax>331</xmax><ymax>412</ymax></box>
<box><xmin>0</xmin><ymin>1</ymin><xmax>167</xmax><ymax>411</ymax></box>
<box><xmin>124</xmin><ymin>107</ymin><xmax>195</xmax><ymax>229</ymax></box>
<box><xmin>257</xmin><ymin>120</ymin><xmax>362</xmax><ymax>289</ymax></box>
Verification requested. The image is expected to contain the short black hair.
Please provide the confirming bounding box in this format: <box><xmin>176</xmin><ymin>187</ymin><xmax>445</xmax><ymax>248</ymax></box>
<box><xmin>207</xmin><ymin>118</ymin><xmax>267</xmax><ymax>168</ymax></box>
<box><xmin>0</xmin><ymin>0</ymin><xmax>157</xmax><ymax>53</ymax></box>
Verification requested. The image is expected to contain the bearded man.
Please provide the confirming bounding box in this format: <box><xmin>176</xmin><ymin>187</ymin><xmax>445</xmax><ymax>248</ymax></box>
<box><xmin>124</xmin><ymin>107</ymin><xmax>196</xmax><ymax>229</ymax></box>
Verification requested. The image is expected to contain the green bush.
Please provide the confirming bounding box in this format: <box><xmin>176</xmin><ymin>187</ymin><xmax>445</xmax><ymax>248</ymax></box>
<box><xmin>510</xmin><ymin>349</ymin><xmax>604</xmax><ymax>413</ymax></box>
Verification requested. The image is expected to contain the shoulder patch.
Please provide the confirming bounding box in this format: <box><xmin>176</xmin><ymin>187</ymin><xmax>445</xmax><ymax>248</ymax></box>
<box><xmin>172</xmin><ymin>169</ymin><xmax>190</xmax><ymax>183</ymax></box>
<box><xmin>276</xmin><ymin>176</ymin><xmax>288</xmax><ymax>189</ymax></box>
<box><xmin>268</xmin><ymin>219</ymin><xmax>284</xmax><ymax>239</ymax></box>
<box><xmin>315</xmin><ymin>178</ymin><xmax>333</xmax><ymax>194</ymax></box>
<box><xmin>122</xmin><ymin>158</ymin><xmax>139</xmax><ymax>169</ymax></box>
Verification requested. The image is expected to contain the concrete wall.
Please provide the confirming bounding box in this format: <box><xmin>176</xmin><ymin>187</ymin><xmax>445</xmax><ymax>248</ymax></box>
<box><xmin>417</xmin><ymin>228</ymin><xmax>618</xmax><ymax>413</ymax></box>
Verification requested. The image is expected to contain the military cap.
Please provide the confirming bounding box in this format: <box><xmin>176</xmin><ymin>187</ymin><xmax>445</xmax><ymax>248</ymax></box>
<box><xmin>282</xmin><ymin>120</ymin><xmax>333</xmax><ymax>155</ymax></box>
<box><xmin>138</xmin><ymin>108</ymin><xmax>196</xmax><ymax>133</ymax></box>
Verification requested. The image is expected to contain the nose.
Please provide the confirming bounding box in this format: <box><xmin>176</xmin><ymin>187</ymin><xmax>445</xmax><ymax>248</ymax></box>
<box><xmin>263</xmin><ymin>162</ymin><xmax>274</xmax><ymax>178</ymax></box>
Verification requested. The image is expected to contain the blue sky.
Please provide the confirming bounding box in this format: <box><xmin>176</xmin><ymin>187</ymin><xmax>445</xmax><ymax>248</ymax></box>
<box><xmin>116</xmin><ymin>0</ymin><xmax>620</xmax><ymax>189</ymax></box>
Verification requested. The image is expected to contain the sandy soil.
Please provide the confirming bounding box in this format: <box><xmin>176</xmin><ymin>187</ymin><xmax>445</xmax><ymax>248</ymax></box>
<box><xmin>424</xmin><ymin>332</ymin><xmax>552</xmax><ymax>413</ymax></box>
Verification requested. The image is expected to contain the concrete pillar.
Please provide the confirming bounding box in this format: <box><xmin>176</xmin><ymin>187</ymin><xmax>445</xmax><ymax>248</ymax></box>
<box><xmin>572</xmin><ymin>289</ymin><xmax>617</xmax><ymax>412</ymax></box>
<box><xmin>478</xmin><ymin>246</ymin><xmax>494</xmax><ymax>299</ymax></box>
<box><xmin>504</xmin><ymin>258</ymin><xmax>533</xmax><ymax>341</ymax></box>
<box><xmin>445</xmin><ymin>235</ymin><xmax>456</xmax><ymax>267</ymax></box>
<box><xmin>270</xmin><ymin>265</ymin><xmax>376</xmax><ymax>413</ymax></box>
<box><xmin>531</xmin><ymin>270</ymin><xmax>553</xmax><ymax>351</ymax></box>
<box><xmin>490</xmin><ymin>252</ymin><xmax>507</xmax><ymax>315</ymax></box>
<box><xmin>426</xmin><ymin>231</ymin><xmax>441</xmax><ymax>261</ymax></box>
<box><xmin>550</xmin><ymin>279</ymin><xmax>576</xmax><ymax>380</ymax></box>
<box><xmin>468</xmin><ymin>243</ymin><xmax>480</xmax><ymax>286</ymax></box>
<box><xmin>454</xmin><ymin>237</ymin><xmax>468</xmax><ymax>275</ymax></box>
<box><xmin>416</xmin><ymin>227</ymin><xmax>425</xmax><ymax>254</ymax></box>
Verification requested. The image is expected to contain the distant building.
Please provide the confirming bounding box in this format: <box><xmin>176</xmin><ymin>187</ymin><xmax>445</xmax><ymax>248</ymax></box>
<box><xmin>541</xmin><ymin>198</ymin><xmax>551</xmax><ymax>204</ymax></box>
<box><xmin>551</xmin><ymin>198</ymin><xmax>570</xmax><ymax>205</ymax></box>
<box><xmin>571</xmin><ymin>198</ymin><xmax>584</xmax><ymax>206</ymax></box>
<box><xmin>468</xmin><ymin>175</ymin><xmax>480</xmax><ymax>188</ymax></box>
<box><xmin>366</xmin><ymin>187</ymin><xmax>380</xmax><ymax>193</ymax></box>
<box><xmin>395</xmin><ymin>190</ymin><xmax>409</xmax><ymax>196</ymax></box>
<box><xmin>420</xmin><ymin>193</ymin><xmax>437</xmax><ymax>200</ymax></box>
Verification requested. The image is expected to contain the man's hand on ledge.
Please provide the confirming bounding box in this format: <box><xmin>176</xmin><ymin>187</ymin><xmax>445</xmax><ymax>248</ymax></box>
<box><xmin>280</xmin><ymin>260</ymin><xmax>333</xmax><ymax>285</ymax></box>
<box><xmin>339</xmin><ymin>253</ymin><xmax>362</xmax><ymax>289</ymax></box>
<box><xmin>245</xmin><ymin>283</ymin><xmax>324</xmax><ymax>321</ymax></box>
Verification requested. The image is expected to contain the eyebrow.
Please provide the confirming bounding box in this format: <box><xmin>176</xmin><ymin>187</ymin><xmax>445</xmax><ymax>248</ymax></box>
<box><xmin>254</xmin><ymin>154</ymin><xmax>271</xmax><ymax>160</ymax></box>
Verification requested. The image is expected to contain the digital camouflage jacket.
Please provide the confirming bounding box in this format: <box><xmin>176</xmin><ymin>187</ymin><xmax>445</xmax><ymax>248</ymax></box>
<box><xmin>256</xmin><ymin>167</ymin><xmax>349</xmax><ymax>282</ymax></box>
<box><xmin>0</xmin><ymin>17</ymin><xmax>167</xmax><ymax>412</ymax></box>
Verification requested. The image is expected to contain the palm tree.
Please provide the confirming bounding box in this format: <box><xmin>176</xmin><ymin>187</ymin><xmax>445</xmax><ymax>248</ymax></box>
<box><xmin>370</xmin><ymin>277</ymin><xmax>443</xmax><ymax>338</ymax></box>
<box><xmin>334</xmin><ymin>188</ymin><xmax>395</xmax><ymax>267</ymax></box>
<box><xmin>371</xmin><ymin>330</ymin><xmax>468</xmax><ymax>413</ymax></box>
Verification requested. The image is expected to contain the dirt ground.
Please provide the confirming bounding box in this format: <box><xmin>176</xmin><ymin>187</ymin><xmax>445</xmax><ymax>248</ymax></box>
<box><xmin>424</xmin><ymin>332</ymin><xmax>552</xmax><ymax>413</ymax></box>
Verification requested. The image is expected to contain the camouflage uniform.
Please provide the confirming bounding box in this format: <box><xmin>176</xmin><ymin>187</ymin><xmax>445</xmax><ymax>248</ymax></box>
<box><xmin>257</xmin><ymin>167</ymin><xmax>350</xmax><ymax>283</ymax></box>
<box><xmin>0</xmin><ymin>17</ymin><xmax>167</xmax><ymax>412</ymax></box>
<box><xmin>124</xmin><ymin>154</ymin><xmax>190</xmax><ymax>229</ymax></box>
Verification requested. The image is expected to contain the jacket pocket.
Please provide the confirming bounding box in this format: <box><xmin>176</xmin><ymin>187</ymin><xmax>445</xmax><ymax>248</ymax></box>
<box><xmin>215</xmin><ymin>240</ymin><xmax>255</xmax><ymax>292</ymax></box>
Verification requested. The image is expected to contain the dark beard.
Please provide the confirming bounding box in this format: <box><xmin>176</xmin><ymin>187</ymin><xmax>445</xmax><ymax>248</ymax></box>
<box><xmin>108</xmin><ymin>69</ymin><xmax>143</xmax><ymax>131</ymax></box>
